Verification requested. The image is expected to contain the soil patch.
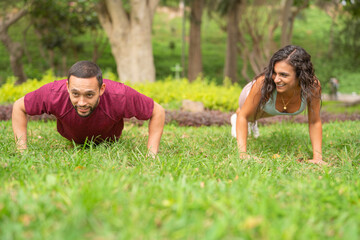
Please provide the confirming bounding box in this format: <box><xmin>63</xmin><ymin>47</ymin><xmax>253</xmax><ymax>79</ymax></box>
<box><xmin>1</xmin><ymin>104</ymin><xmax>359</xmax><ymax>126</ymax></box>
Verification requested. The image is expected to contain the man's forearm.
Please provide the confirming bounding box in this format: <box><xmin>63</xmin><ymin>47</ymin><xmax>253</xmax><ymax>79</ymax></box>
<box><xmin>12</xmin><ymin>97</ymin><xmax>28</xmax><ymax>150</ymax></box>
<box><xmin>147</xmin><ymin>103</ymin><xmax>165</xmax><ymax>155</ymax></box>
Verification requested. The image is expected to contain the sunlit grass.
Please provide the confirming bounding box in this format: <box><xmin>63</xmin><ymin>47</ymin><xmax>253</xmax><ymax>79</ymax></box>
<box><xmin>0</xmin><ymin>120</ymin><xmax>359</xmax><ymax>239</ymax></box>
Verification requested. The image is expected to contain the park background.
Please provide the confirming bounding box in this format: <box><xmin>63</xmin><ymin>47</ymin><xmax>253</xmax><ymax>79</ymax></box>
<box><xmin>1</xmin><ymin>0</ymin><xmax>360</xmax><ymax>239</ymax></box>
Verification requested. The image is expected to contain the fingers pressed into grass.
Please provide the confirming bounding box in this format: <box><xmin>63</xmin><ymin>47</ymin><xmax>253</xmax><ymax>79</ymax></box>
<box><xmin>308</xmin><ymin>159</ymin><xmax>329</xmax><ymax>166</ymax></box>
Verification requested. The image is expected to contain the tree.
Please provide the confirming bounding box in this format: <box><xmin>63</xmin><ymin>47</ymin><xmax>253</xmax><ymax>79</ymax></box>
<box><xmin>315</xmin><ymin>0</ymin><xmax>341</xmax><ymax>57</ymax></box>
<box><xmin>236</xmin><ymin>0</ymin><xmax>310</xmax><ymax>81</ymax></box>
<box><xmin>30</xmin><ymin>0</ymin><xmax>103</xmax><ymax>76</ymax></box>
<box><xmin>96</xmin><ymin>0</ymin><xmax>160</xmax><ymax>83</ymax></box>
<box><xmin>235</xmin><ymin>0</ymin><xmax>279</xmax><ymax>81</ymax></box>
<box><xmin>188</xmin><ymin>0</ymin><xmax>204</xmax><ymax>81</ymax></box>
<box><xmin>224</xmin><ymin>0</ymin><xmax>242</xmax><ymax>83</ymax></box>
<box><xmin>0</xmin><ymin>2</ymin><xmax>29</xmax><ymax>84</ymax></box>
<box><xmin>280</xmin><ymin>0</ymin><xmax>310</xmax><ymax>47</ymax></box>
<box><xmin>208</xmin><ymin>0</ymin><xmax>242</xmax><ymax>83</ymax></box>
<box><xmin>333</xmin><ymin>0</ymin><xmax>360</xmax><ymax>66</ymax></box>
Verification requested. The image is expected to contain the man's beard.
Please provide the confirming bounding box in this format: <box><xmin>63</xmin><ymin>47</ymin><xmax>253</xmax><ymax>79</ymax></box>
<box><xmin>73</xmin><ymin>98</ymin><xmax>100</xmax><ymax>118</ymax></box>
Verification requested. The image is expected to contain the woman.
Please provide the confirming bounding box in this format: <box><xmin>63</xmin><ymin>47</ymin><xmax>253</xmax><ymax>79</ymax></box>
<box><xmin>231</xmin><ymin>45</ymin><xmax>326</xmax><ymax>165</ymax></box>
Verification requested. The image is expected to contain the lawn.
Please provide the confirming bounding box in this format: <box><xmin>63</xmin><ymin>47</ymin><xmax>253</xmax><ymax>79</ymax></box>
<box><xmin>1</xmin><ymin>120</ymin><xmax>359</xmax><ymax>239</ymax></box>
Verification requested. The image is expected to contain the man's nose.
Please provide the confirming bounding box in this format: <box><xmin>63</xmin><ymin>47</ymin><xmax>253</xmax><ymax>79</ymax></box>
<box><xmin>78</xmin><ymin>96</ymin><xmax>86</xmax><ymax>106</ymax></box>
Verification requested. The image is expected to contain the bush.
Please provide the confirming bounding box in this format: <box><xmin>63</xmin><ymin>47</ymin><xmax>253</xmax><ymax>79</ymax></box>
<box><xmin>0</xmin><ymin>73</ymin><xmax>242</xmax><ymax>111</ymax></box>
<box><xmin>129</xmin><ymin>77</ymin><xmax>241</xmax><ymax>111</ymax></box>
<box><xmin>0</xmin><ymin>70</ymin><xmax>58</xmax><ymax>103</ymax></box>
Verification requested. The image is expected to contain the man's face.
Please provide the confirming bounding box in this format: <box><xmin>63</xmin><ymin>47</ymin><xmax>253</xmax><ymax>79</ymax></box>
<box><xmin>66</xmin><ymin>76</ymin><xmax>106</xmax><ymax>118</ymax></box>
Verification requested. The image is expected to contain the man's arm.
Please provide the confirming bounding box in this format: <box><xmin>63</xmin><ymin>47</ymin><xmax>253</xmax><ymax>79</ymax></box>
<box><xmin>12</xmin><ymin>97</ymin><xmax>28</xmax><ymax>151</ymax></box>
<box><xmin>147</xmin><ymin>102</ymin><xmax>165</xmax><ymax>156</ymax></box>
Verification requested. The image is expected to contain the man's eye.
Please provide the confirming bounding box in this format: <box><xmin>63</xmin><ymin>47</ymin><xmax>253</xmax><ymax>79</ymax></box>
<box><xmin>87</xmin><ymin>94</ymin><xmax>94</xmax><ymax>98</ymax></box>
<box><xmin>73</xmin><ymin>93</ymin><xmax>79</xmax><ymax>97</ymax></box>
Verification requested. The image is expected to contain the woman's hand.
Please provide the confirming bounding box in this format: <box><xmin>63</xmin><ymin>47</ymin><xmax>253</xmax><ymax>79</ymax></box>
<box><xmin>239</xmin><ymin>152</ymin><xmax>251</xmax><ymax>160</ymax></box>
<box><xmin>308</xmin><ymin>159</ymin><xmax>328</xmax><ymax>165</ymax></box>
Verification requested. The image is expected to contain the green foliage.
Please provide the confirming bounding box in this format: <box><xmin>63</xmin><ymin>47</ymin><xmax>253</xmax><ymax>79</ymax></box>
<box><xmin>334</xmin><ymin>17</ymin><xmax>360</xmax><ymax>68</ymax></box>
<box><xmin>129</xmin><ymin>77</ymin><xmax>242</xmax><ymax>111</ymax></box>
<box><xmin>30</xmin><ymin>0</ymin><xmax>100</xmax><ymax>49</ymax></box>
<box><xmin>0</xmin><ymin>70</ymin><xmax>57</xmax><ymax>103</ymax></box>
<box><xmin>0</xmin><ymin>120</ymin><xmax>359</xmax><ymax>239</ymax></box>
<box><xmin>322</xmin><ymin>101</ymin><xmax>360</xmax><ymax>114</ymax></box>
<box><xmin>0</xmin><ymin>72</ymin><xmax>242</xmax><ymax>111</ymax></box>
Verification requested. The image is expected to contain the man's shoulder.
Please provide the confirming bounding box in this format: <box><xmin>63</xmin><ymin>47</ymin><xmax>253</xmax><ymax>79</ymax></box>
<box><xmin>24</xmin><ymin>79</ymin><xmax>71</xmax><ymax>116</ymax></box>
<box><xmin>103</xmin><ymin>79</ymin><xmax>138</xmax><ymax>98</ymax></box>
<box><xmin>38</xmin><ymin>79</ymin><xmax>67</xmax><ymax>93</ymax></box>
<box><xmin>103</xmin><ymin>79</ymin><xmax>125</xmax><ymax>93</ymax></box>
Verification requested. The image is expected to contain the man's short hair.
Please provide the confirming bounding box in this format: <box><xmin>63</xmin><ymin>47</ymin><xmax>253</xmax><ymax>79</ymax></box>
<box><xmin>67</xmin><ymin>61</ymin><xmax>103</xmax><ymax>87</ymax></box>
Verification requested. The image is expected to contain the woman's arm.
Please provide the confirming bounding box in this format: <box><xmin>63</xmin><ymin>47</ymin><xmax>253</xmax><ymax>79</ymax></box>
<box><xmin>307</xmin><ymin>83</ymin><xmax>326</xmax><ymax>164</ymax></box>
<box><xmin>236</xmin><ymin>77</ymin><xmax>264</xmax><ymax>158</ymax></box>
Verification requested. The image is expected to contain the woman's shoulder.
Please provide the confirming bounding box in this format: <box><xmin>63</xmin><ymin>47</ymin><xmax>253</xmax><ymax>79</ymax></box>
<box><xmin>255</xmin><ymin>74</ymin><xmax>266</xmax><ymax>82</ymax></box>
<box><xmin>312</xmin><ymin>77</ymin><xmax>322</xmax><ymax>97</ymax></box>
<box><xmin>252</xmin><ymin>75</ymin><xmax>266</xmax><ymax>91</ymax></box>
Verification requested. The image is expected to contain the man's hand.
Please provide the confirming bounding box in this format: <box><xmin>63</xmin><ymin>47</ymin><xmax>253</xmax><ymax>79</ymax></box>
<box><xmin>12</xmin><ymin>97</ymin><xmax>28</xmax><ymax>151</ymax></box>
<box><xmin>147</xmin><ymin>102</ymin><xmax>165</xmax><ymax>156</ymax></box>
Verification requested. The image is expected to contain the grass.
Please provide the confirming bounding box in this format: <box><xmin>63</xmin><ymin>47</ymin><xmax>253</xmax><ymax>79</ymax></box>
<box><xmin>322</xmin><ymin>101</ymin><xmax>360</xmax><ymax>114</ymax></box>
<box><xmin>1</xmin><ymin>120</ymin><xmax>359</xmax><ymax>239</ymax></box>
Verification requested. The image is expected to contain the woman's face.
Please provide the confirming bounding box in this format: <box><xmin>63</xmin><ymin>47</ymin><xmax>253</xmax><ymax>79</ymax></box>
<box><xmin>272</xmin><ymin>60</ymin><xmax>299</xmax><ymax>94</ymax></box>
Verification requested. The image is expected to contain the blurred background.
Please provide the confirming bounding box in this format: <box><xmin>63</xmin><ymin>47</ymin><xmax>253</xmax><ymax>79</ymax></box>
<box><xmin>0</xmin><ymin>0</ymin><xmax>359</xmax><ymax>101</ymax></box>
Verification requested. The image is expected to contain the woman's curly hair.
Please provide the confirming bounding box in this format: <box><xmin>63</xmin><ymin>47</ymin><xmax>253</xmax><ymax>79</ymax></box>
<box><xmin>255</xmin><ymin>45</ymin><xmax>321</xmax><ymax>118</ymax></box>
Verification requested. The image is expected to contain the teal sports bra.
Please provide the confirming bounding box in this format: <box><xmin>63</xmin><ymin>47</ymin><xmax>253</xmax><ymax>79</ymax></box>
<box><xmin>262</xmin><ymin>90</ymin><xmax>307</xmax><ymax>116</ymax></box>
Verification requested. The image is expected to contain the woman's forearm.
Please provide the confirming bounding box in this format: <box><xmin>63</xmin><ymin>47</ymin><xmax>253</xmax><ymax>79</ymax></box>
<box><xmin>236</xmin><ymin>114</ymin><xmax>248</xmax><ymax>153</ymax></box>
<box><xmin>309</xmin><ymin>121</ymin><xmax>322</xmax><ymax>160</ymax></box>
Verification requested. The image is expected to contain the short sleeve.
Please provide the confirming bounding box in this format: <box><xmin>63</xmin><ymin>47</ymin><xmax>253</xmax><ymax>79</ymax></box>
<box><xmin>24</xmin><ymin>82</ymin><xmax>53</xmax><ymax>116</ymax></box>
<box><xmin>123</xmin><ymin>86</ymin><xmax>154</xmax><ymax>120</ymax></box>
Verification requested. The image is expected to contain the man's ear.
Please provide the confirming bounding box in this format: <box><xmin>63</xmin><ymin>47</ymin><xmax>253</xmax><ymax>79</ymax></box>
<box><xmin>100</xmin><ymin>83</ymin><xmax>106</xmax><ymax>96</ymax></box>
<box><xmin>66</xmin><ymin>80</ymin><xmax>70</xmax><ymax>92</ymax></box>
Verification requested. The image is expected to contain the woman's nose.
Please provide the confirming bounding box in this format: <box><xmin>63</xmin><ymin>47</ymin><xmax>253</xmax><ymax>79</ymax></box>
<box><xmin>274</xmin><ymin>75</ymin><xmax>281</xmax><ymax>83</ymax></box>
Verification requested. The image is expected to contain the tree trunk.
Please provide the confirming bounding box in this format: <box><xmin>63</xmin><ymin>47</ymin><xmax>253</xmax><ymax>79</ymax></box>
<box><xmin>0</xmin><ymin>8</ymin><xmax>27</xmax><ymax>84</ymax></box>
<box><xmin>237</xmin><ymin>1</ymin><xmax>279</xmax><ymax>82</ymax></box>
<box><xmin>224</xmin><ymin>0</ymin><xmax>242</xmax><ymax>83</ymax></box>
<box><xmin>96</xmin><ymin>0</ymin><xmax>160</xmax><ymax>83</ymax></box>
<box><xmin>188</xmin><ymin>0</ymin><xmax>204</xmax><ymax>82</ymax></box>
<box><xmin>22</xmin><ymin>22</ymin><xmax>32</xmax><ymax>64</ymax></box>
<box><xmin>281</xmin><ymin>0</ymin><xmax>293</xmax><ymax>47</ymax></box>
<box><xmin>281</xmin><ymin>0</ymin><xmax>309</xmax><ymax>47</ymax></box>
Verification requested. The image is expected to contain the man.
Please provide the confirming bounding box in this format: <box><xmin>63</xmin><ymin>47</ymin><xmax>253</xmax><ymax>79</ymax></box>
<box><xmin>12</xmin><ymin>61</ymin><xmax>165</xmax><ymax>155</ymax></box>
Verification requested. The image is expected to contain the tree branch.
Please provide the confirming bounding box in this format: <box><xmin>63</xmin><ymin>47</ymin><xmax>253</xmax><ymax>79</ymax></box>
<box><xmin>0</xmin><ymin>8</ymin><xmax>28</xmax><ymax>31</ymax></box>
<box><xmin>148</xmin><ymin>0</ymin><xmax>160</xmax><ymax>20</ymax></box>
<box><xmin>96</xmin><ymin>0</ymin><xmax>113</xmax><ymax>36</ymax></box>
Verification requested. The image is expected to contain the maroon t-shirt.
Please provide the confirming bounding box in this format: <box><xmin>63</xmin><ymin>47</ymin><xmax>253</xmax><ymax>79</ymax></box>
<box><xmin>24</xmin><ymin>79</ymin><xmax>154</xmax><ymax>144</ymax></box>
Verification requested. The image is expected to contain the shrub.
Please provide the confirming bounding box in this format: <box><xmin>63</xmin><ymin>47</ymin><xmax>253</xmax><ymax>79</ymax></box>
<box><xmin>0</xmin><ymin>72</ymin><xmax>242</xmax><ymax>112</ymax></box>
<box><xmin>128</xmin><ymin>77</ymin><xmax>241</xmax><ymax>111</ymax></box>
<box><xmin>0</xmin><ymin>70</ymin><xmax>58</xmax><ymax>103</ymax></box>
